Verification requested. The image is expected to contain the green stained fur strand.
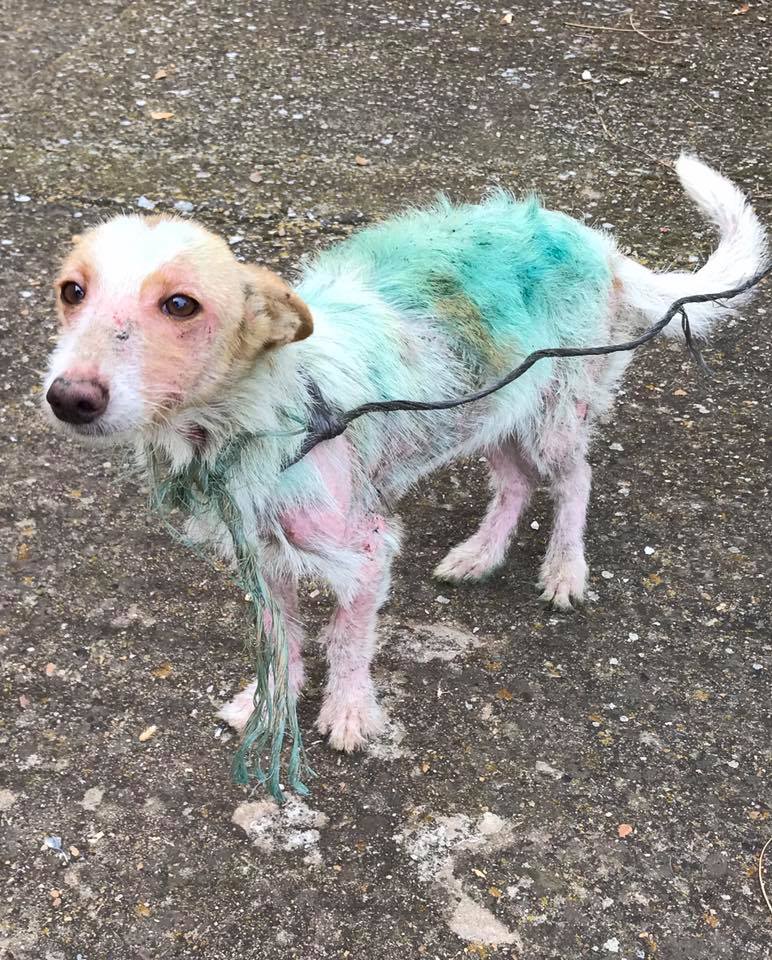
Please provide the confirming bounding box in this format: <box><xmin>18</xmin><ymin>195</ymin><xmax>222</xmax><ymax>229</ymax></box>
<box><xmin>140</xmin><ymin>191</ymin><xmax>616</xmax><ymax>802</ymax></box>
<box><xmin>147</xmin><ymin>439</ymin><xmax>312</xmax><ymax>803</ymax></box>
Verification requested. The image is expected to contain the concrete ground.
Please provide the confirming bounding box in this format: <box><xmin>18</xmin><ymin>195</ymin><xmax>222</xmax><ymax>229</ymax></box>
<box><xmin>1</xmin><ymin>1</ymin><xmax>770</xmax><ymax>957</ymax></box>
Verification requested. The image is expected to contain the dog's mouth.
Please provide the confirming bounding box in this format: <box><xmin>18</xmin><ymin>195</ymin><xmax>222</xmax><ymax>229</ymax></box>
<box><xmin>44</xmin><ymin>407</ymin><xmax>129</xmax><ymax>443</ymax></box>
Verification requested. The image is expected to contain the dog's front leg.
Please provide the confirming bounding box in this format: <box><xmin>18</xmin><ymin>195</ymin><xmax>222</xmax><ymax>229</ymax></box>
<box><xmin>316</xmin><ymin>514</ymin><xmax>395</xmax><ymax>752</ymax></box>
<box><xmin>217</xmin><ymin>575</ymin><xmax>306</xmax><ymax>732</ymax></box>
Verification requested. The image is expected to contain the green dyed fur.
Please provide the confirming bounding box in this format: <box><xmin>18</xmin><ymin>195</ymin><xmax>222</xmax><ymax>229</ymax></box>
<box><xmin>146</xmin><ymin>192</ymin><xmax>618</xmax><ymax>801</ymax></box>
<box><xmin>310</xmin><ymin>192</ymin><xmax>611</xmax><ymax>353</ymax></box>
<box><xmin>291</xmin><ymin>191</ymin><xmax>615</xmax><ymax>505</ymax></box>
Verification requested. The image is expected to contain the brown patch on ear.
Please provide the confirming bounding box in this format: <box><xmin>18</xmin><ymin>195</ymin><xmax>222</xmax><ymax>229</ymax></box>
<box><xmin>241</xmin><ymin>264</ymin><xmax>313</xmax><ymax>350</ymax></box>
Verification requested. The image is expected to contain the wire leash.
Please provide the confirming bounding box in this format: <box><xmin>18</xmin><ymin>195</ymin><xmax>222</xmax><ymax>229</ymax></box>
<box><xmin>146</xmin><ymin>264</ymin><xmax>769</xmax><ymax>801</ymax></box>
<box><xmin>282</xmin><ymin>263</ymin><xmax>771</xmax><ymax>469</ymax></box>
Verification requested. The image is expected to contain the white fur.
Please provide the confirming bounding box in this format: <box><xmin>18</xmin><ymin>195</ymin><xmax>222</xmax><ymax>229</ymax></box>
<box><xmin>86</xmin><ymin>216</ymin><xmax>214</xmax><ymax>295</ymax></box>
<box><xmin>615</xmin><ymin>154</ymin><xmax>768</xmax><ymax>338</ymax></box>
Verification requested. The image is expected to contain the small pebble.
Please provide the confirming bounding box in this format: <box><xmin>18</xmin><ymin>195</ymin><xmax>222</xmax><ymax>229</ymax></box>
<box><xmin>138</xmin><ymin>724</ymin><xmax>158</xmax><ymax>742</ymax></box>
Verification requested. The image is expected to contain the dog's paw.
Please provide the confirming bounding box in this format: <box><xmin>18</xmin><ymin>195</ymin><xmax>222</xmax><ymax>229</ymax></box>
<box><xmin>537</xmin><ymin>554</ymin><xmax>587</xmax><ymax>612</ymax></box>
<box><xmin>217</xmin><ymin>681</ymin><xmax>258</xmax><ymax>733</ymax></box>
<box><xmin>317</xmin><ymin>694</ymin><xmax>385</xmax><ymax>752</ymax></box>
<box><xmin>433</xmin><ymin>539</ymin><xmax>502</xmax><ymax>583</ymax></box>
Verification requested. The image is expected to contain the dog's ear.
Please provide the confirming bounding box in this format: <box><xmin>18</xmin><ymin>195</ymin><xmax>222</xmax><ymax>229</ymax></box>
<box><xmin>241</xmin><ymin>264</ymin><xmax>313</xmax><ymax>350</ymax></box>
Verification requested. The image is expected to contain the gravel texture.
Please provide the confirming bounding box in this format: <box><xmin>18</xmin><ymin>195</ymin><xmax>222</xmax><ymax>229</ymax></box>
<box><xmin>1</xmin><ymin>1</ymin><xmax>770</xmax><ymax>958</ymax></box>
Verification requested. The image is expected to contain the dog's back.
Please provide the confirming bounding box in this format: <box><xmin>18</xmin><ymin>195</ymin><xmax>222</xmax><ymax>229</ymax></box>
<box><xmin>295</xmin><ymin>193</ymin><xmax>622</xmax><ymax>498</ymax></box>
<box><xmin>294</xmin><ymin>158</ymin><xmax>766</xmax><ymax>503</ymax></box>
<box><xmin>307</xmin><ymin>192</ymin><xmax>615</xmax><ymax>364</ymax></box>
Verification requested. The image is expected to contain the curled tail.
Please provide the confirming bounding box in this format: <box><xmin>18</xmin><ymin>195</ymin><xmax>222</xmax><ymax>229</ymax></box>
<box><xmin>615</xmin><ymin>154</ymin><xmax>769</xmax><ymax>338</ymax></box>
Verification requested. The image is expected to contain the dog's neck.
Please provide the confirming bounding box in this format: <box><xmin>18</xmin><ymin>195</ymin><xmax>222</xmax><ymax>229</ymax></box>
<box><xmin>139</xmin><ymin>345</ymin><xmax>312</xmax><ymax>481</ymax></box>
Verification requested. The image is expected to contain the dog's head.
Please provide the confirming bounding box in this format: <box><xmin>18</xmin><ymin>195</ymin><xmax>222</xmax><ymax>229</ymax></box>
<box><xmin>43</xmin><ymin>215</ymin><xmax>312</xmax><ymax>441</ymax></box>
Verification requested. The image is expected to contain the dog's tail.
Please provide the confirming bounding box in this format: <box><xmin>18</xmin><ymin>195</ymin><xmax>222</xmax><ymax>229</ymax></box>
<box><xmin>615</xmin><ymin>154</ymin><xmax>768</xmax><ymax>338</ymax></box>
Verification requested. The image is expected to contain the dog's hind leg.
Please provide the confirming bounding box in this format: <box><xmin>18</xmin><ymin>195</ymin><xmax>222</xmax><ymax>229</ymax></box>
<box><xmin>433</xmin><ymin>442</ymin><xmax>533</xmax><ymax>583</ymax></box>
<box><xmin>317</xmin><ymin>514</ymin><xmax>399</xmax><ymax>752</ymax></box>
<box><xmin>217</xmin><ymin>576</ymin><xmax>306</xmax><ymax>732</ymax></box>
<box><xmin>537</xmin><ymin>453</ymin><xmax>592</xmax><ymax>611</ymax></box>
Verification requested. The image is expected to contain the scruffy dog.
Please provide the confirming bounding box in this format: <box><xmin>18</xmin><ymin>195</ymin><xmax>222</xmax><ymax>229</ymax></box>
<box><xmin>44</xmin><ymin>156</ymin><xmax>766</xmax><ymax>752</ymax></box>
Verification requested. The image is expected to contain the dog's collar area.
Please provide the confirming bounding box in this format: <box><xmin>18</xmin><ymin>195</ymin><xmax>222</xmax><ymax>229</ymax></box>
<box><xmin>284</xmin><ymin>378</ymin><xmax>347</xmax><ymax>467</ymax></box>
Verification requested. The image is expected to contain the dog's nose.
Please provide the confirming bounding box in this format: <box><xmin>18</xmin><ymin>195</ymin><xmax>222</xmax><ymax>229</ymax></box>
<box><xmin>46</xmin><ymin>377</ymin><xmax>109</xmax><ymax>425</ymax></box>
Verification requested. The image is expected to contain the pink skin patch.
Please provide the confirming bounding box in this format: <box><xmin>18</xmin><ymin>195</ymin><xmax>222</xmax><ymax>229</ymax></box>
<box><xmin>278</xmin><ymin>440</ymin><xmax>390</xmax><ymax>750</ymax></box>
<box><xmin>280</xmin><ymin>438</ymin><xmax>352</xmax><ymax>548</ymax></box>
<box><xmin>56</xmin><ymin>362</ymin><xmax>102</xmax><ymax>384</ymax></box>
<box><xmin>136</xmin><ymin>268</ymin><xmax>220</xmax><ymax>408</ymax></box>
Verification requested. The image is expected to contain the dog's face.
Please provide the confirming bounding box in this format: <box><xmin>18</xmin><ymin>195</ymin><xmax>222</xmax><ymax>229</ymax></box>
<box><xmin>44</xmin><ymin>215</ymin><xmax>312</xmax><ymax>441</ymax></box>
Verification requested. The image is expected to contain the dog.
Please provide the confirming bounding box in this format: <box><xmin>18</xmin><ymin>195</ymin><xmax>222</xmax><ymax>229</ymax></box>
<box><xmin>44</xmin><ymin>156</ymin><xmax>767</xmax><ymax>752</ymax></box>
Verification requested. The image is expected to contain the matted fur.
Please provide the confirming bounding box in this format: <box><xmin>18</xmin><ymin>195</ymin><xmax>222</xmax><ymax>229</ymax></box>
<box><xmin>44</xmin><ymin>155</ymin><xmax>767</xmax><ymax>755</ymax></box>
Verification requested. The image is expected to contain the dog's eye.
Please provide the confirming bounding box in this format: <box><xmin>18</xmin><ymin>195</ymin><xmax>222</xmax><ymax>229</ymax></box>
<box><xmin>162</xmin><ymin>294</ymin><xmax>201</xmax><ymax>319</ymax></box>
<box><xmin>61</xmin><ymin>281</ymin><xmax>86</xmax><ymax>306</ymax></box>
